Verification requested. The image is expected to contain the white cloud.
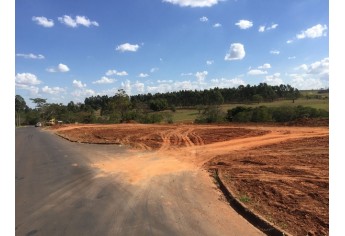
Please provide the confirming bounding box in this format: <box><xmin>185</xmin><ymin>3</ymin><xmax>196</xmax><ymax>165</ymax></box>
<box><xmin>116</xmin><ymin>43</ymin><xmax>140</xmax><ymax>52</ymax></box>
<box><xmin>138</xmin><ymin>73</ymin><xmax>149</xmax><ymax>78</ymax></box>
<box><xmin>235</xmin><ymin>20</ymin><xmax>253</xmax><ymax>29</ymax></box>
<box><xmin>295</xmin><ymin>64</ymin><xmax>308</xmax><ymax>71</ymax></box>
<box><xmin>258</xmin><ymin>25</ymin><xmax>265</xmax><ymax>32</ymax></box>
<box><xmin>16</xmin><ymin>53</ymin><xmax>45</xmax><ymax>59</ymax></box>
<box><xmin>286</xmin><ymin>39</ymin><xmax>293</xmax><ymax>44</ymax></box>
<box><xmin>288</xmin><ymin>58</ymin><xmax>329</xmax><ymax>89</ymax></box>
<box><xmin>225</xmin><ymin>43</ymin><xmax>245</xmax><ymax>61</ymax></box>
<box><xmin>75</xmin><ymin>16</ymin><xmax>99</xmax><ymax>27</ymax></box>
<box><xmin>46</xmin><ymin>63</ymin><xmax>70</xmax><ymax>73</ymax></box>
<box><xmin>264</xmin><ymin>73</ymin><xmax>283</xmax><ymax>86</ymax></box>
<box><xmin>181</xmin><ymin>72</ymin><xmax>193</xmax><ymax>76</ymax></box>
<box><xmin>296</xmin><ymin>24</ymin><xmax>328</xmax><ymax>39</ymax></box>
<box><xmin>105</xmin><ymin>70</ymin><xmax>128</xmax><ymax>76</ymax></box>
<box><xmin>32</xmin><ymin>16</ymin><xmax>54</xmax><ymax>27</ymax></box>
<box><xmin>150</xmin><ymin>67</ymin><xmax>159</xmax><ymax>73</ymax></box>
<box><xmin>258</xmin><ymin>23</ymin><xmax>278</xmax><ymax>32</ymax></box>
<box><xmin>15</xmin><ymin>73</ymin><xmax>41</xmax><ymax>86</ymax></box>
<box><xmin>248</xmin><ymin>69</ymin><xmax>268</xmax><ymax>75</ymax></box>
<box><xmin>72</xmin><ymin>89</ymin><xmax>96</xmax><ymax>99</ymax></box>
<box><xmin>157</xmin><ymin>80</ymin><xmax>173</xmax><ymax>83</ymax></box>
<box><xmin>132</xmin><ymin>81</ymin><xmax>145</xmax><ymax>94</ymax></box>
<box><xmin>213</xmin><ymin>23</ymin><xmax>222</xmax><ymax>28</ymax></box>
<box><xmin>73</xmin><ymin>80</ymin><xmax>86</xmax><ymax>88</ymax></box>
<box><xmin>195</xmin><ymin>71</ymin><xmax>208</xmax><ymax>83</ymax></box>
<box><xmin>268</xmin><ymin>23</ymin><xmax>278</xmax><ymax>30</ymax></box>
<box><xmin>290</xmin><ymin>74</ymin><xmax>326</xmax><ymax>90</ymax></box>
<box><xmin>258</xmin><ymin>63</ymin><xmax>271</xmax><ymax>69</ymax></box>
<box><xmin>200</xmin><ymin>16</ymin><xmax>209</xmax><ymax>22</ymax></box>
<box><xmin>121</xmin><ymin>80</ymin><xmax>132</xmax><ymax>95</ymax></box>
<box><xmin>42</xmin><ymin>86</ymin><xmax>65</xmax><ymax>95</ymax></box>
<box><xmin>92</xmin><ymin>76</ymin><xmax>116</xmax><ymax>84</ymax></box>
<box><xmin>288</xmin><ymin>56</ymin><xmax>296</xmax><ymax>60</ymax></box>
<box><xmin>300</xmin><ymin>57</ymin><xmax>329</xmax><ymax>80</ymax></box>
<box><xmin>270</xmin><ymin>50</ymin><xmax>280</xmax><ymax>55</ymax></box>
<box><xmin>15</xmin><ymin>84</ymin><xmax>40</xmax><ymax>95</ymax></box>
<box><xmin>162</xmin><ymin>0</ymin><xmax>220</xmax><ymax>8</ymax></box>
<box><xmin>210</xmin><ymin>78</ymin><xmax>245</xmax><ymax>88</ymax></box>
<box><xmin>58</xmin><ymin>15</ymin><xmax>99</xmax><ymax>28</ymax></box>
<box><xmin>206</xmin><ymin>60</ymin><xmax>214</xmax><ymax>65</ymax></box>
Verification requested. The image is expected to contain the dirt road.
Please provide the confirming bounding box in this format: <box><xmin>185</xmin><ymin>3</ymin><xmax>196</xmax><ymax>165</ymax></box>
<box><xmin>16</xmin><ymin>127</ymin><xmax>264</xmax><ymax>235</ymax></box>
<box><xmin>51</xmin><ymin>123</ymin><xmax>329</xmax><ymax>235</ymax></box>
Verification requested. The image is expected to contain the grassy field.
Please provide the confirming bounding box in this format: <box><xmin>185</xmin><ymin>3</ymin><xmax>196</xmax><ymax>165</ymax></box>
<box><xmin>168</xmin><ymin>98</ymin><xmax>329</xmax><ymax>123</ymax></box>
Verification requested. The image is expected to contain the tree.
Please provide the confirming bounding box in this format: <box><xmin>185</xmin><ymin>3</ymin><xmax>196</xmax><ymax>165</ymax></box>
<box><xmin>108</xmin><ymin>89</ymin><xmax>131</xmax><ymax>122</ymax></box>
<box><xmin>252</xmin><ymin>94</ymin><xmax>263</xmax><ymax>104</ymax></box>
<box><xmin>15</xmin><ymin>95</ymin><xmax>27</xmax><ymax>126</ymax></box>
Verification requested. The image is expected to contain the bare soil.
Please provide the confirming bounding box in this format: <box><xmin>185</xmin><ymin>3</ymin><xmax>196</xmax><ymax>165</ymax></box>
<box><xmin>49</xmin><ymin>122</ymin><xmax>329</xmax><ymax>235</ymax></box>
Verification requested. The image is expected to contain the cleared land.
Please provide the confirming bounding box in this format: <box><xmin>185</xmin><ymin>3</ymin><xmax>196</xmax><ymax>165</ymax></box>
<box><xmin>50</xmin><ymin>121</ymin><xmax>329</xmax><ymax>235</ymax></box>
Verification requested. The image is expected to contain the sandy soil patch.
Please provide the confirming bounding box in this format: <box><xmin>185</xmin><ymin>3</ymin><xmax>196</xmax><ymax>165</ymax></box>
<box><xmin>49</xmin><ymin>123</ymin><xmax>329</xmax><ymax>235</ymax></box>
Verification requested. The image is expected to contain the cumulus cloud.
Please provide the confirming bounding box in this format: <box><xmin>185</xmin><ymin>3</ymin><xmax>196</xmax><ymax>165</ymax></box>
<box><xmin>72</xmin><ymin>88</ymin><xmax>96</xmax><ymax>98</ymax></box>
<box><xmin>210</xmin><ymin>78</ymin><xmax>245</xmax><ymax>88</ymax></box>
<box><xmin>195</xmin><ymin>71</ymin><xmax>208</xmax><ymax>83</ymax></box>
<box><xmin>287</xmin><ymin>58</ymin><xmax>329</xmax><ymax>89</ymax></box>
<box><xmin>200</xmin><ymin>16</ymin><xmax>209</xmax><ymax>22</ymax></box>
<box><xmin>296</xmin><ymin>57</ymin><xmax>329</xmax><ymax>80</ymax></box>
<box><xmin>258</xmin><ymin>63</ymin><xmax>271</xmax><ymax>69</ymax></box>
<box><xmin>73</xmin><ymin>80</ymin><xmax>86</xmax><ymax>88</ymax></box>
<box><xmin>235</xmin><ymin>20</ymin><xmax>253</xmax><ymax>29</ymax></box>
<box><xmin>42</xmin><ymin>86</ymin><xmax>65</xmax><ymax>95</ymax></box>
<box><xmin>46</xmin><ymin>63</ymin><xmax>70</xmax><ymax>73</ymax></box>
<box><xmin>15</xmin><ymin>84</ymin><xmax>40</xmax><ymax>95</ymax></box>
<box><xmin>224</xmin><ymin>43</ymin><xmax>246</xmax><ymax>61</ymax></box>
<box><xmin>270</xmin><ymin>50</ymin><xmax>280</xmax><ymax>55</ymax></box>
<box><xmin>32</xmin><ymin>16</ymin><xmax>54</xmax><ymax>27</ymax></box>
<box><xmin>15</xmin><ymin>73</ymin><xmax>41</xmax><ymax>86</ymax></box>
<box><xmin>213</xmin><ymin>23</ymin><xmax>222</xmax><ymax>28</ymax></box>
<box><xmin>138</xmin><ymin>73</ymin><xmax>149</xmax><ymax>78</ymax></box>
<box><xmin>116</xmin><ymin>43</ymin><xmax>140</xmax><ymax>52</ymax></box>
<box><xmin>290</xmin><ymin>74</ymin><xmax>326</xmax><ymax>90</ymax></box>
<box><xmin>286</xmin><ymin>40</ymin><xmax>293</xmax><ymax>44</ymax></box>
<box><xmin>132</xmin><ymin>81</ymin><xmax>145</xmax><ymax>94</ymax></box>
<box><xmin>296</xmin><ymin>24</ymin><xmax>328</xmax><ymax>39</ymax></box>
<box><xmin>105</xmin><ymin>70</ymin><xmax>128</xmax><ymax>76</ymax></box>
<box><xmin>206</xmin><ymin>60</ymin><xmax>214</xmax><ymax>65</ymax></box>
<box><xmin>264</xmin><ymin>73</ymin><xmax>283</xmax><ymax>86</ymax></box>
<box><xmin>258</xmin><ymin>26</ymin><xmax>265</xmax><ymax>32</ymax></box>
<box><xmin>58</xmin><ymin>15</ymin><xmax>99</xmax><ymax>28</ymax></box>
<box><xmin>16</xmin><ymin>53</ymin><xmax>45</xmax><ymax>59</ymax></box>
<box><xmin>258</xmin><ymin>23</ymin><xmax>278</xmax><ymax>32</ymax></box>
<box><xmin>162</xmin><ymin>0</ymin><xmax>220</xmax><ymax>8</ymax></box>
<box><xmin>288</xmin><ymin>56</ymin><xmax>296</xmax><ymax>60</ymax></box>
<box><xmin>92</xmin><ymin>76</ymin><xmax>116</xmax><ymax>84</ymax></box>
<box><xmin>248</xmin><ymin>69</ymin><xmax>267</xmax><ymax>76</ymax></box>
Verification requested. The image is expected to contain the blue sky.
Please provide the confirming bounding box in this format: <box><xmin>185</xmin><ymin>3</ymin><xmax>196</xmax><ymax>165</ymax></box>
<box><xmin>15</xmin><ymin>0</ymin><xmax>329</xmax><ymax>107</ymax></box>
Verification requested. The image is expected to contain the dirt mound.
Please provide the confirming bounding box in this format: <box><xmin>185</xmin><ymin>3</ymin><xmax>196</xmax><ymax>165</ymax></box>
<box><xmin>206</xmin><ymin>136</ymin><xmax>329</xmax><ymax>235</ymax></box>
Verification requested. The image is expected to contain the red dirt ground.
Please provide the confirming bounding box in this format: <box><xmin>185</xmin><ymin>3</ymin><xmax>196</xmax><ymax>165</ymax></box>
<box><xmin>49</xmin><ymin>122</ymin><xmax>329</xmax><ymax>235</ymax></box>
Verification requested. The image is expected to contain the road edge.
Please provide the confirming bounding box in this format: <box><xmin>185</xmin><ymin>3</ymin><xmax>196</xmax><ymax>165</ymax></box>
<box><xmin>210</xmin><ymin>168</ymin><xmax>291</xmax><ymax>236</ymax></box>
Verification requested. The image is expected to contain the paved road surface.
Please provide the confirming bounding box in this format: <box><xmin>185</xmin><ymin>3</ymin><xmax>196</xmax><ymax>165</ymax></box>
<box><xmin>16</xmin><ymin>127</ymin><xmax>264</xmax><ymax>236</ymax></box>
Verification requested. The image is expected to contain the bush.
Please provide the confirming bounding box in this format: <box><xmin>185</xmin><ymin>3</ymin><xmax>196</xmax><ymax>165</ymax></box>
<box><xmin>251</xmin><ymin>106</ymin><xmax>272</xmax><ymax>122</ymax></box>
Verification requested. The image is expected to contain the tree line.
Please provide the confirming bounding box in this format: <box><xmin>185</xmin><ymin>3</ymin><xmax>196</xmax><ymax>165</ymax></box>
<box><xmin>15</xmin><ymin>83</ymin><xmax>324</xmax><ymax>126</ymax></box>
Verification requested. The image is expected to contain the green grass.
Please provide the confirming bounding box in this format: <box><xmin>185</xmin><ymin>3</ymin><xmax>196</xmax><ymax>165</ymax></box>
<box><xmin>168</xmin><ymin>109</ymin><xmax>199</xmax><ymax>123</ymax></box>
<box><xmin>220</xmin><ymin>98</ymin><xmax>329</xmax><ymax>112</ymax></box>
<box><xmin>154</xmin><ymin>98</ymin><xmax>329</xmax><ymax>123</ymax></box>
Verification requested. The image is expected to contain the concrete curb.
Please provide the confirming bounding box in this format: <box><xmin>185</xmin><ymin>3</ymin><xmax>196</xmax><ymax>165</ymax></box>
<box><xmin>211</xmin><ymin>168</ymin><xmax>291</xmax><ymax>236</ymax></box>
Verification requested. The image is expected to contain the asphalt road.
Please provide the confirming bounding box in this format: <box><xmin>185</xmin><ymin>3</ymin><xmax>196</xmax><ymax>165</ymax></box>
<box><xmin>15</xmin><ymin>127</ymin><xmax>264</xmax><ymax>236</ymax></box>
